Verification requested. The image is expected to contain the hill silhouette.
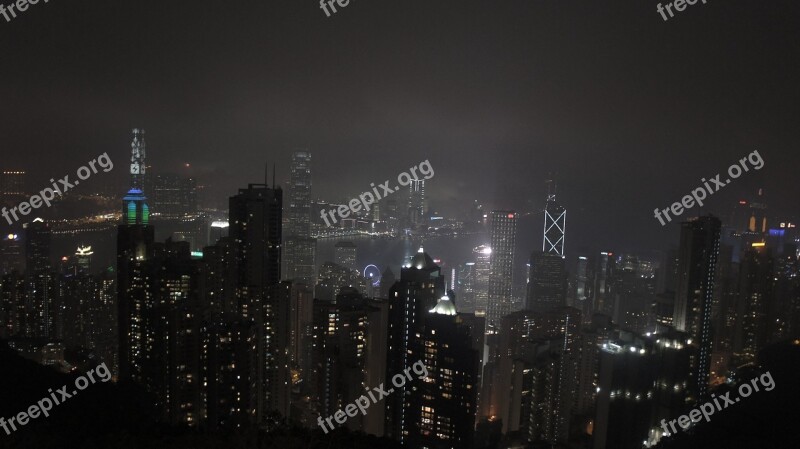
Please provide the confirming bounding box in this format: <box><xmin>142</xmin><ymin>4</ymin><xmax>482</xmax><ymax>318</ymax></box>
<box><xmin>0</xmin><ymin>340</ymin><xmax>401</xmax><ymax>449</ymax></box>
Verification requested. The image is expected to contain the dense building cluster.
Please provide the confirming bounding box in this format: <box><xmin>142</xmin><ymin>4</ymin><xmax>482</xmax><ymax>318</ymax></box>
<box><xmin>1</xmin><ymin>130</ymin><xmax>798</xmax><ymax>449</ymax></box>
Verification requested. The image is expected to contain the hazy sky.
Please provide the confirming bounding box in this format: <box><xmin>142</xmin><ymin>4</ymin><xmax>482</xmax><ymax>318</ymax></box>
<box><xmin>1</xmin><ymin>0</ymin><xmax>798</xmax><ymax>256</ymax></box>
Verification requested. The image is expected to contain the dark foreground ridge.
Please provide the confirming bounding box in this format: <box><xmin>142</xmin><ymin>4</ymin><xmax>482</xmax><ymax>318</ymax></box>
<box><xmin>0</xmin><ymin>339</ymin><xmax>402</xmax><ymax>449</ymax></box>
<box><xmin>654</xmin><ymin>340</ymin><xmax>800</xmax><ymax>449</ymax></box>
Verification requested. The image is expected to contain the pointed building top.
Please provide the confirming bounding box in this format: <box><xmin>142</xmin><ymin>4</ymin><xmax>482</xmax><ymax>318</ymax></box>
<box><xmin>430</xmin><ymin>295</ymin><xmax>457</xmax><ymax>316</ymax></box>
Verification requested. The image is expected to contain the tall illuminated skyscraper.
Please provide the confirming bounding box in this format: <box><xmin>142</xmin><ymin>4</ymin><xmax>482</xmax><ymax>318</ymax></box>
<box><xmin>473</xmin><ymin>245</ymin><xmax>491</xmax><ymax>315</ymax></box>
<box><xmin>24</xmin><ymin>219</ymin><xmax>52</xmax><ymax>338</ymax></box>
<box><xmin>229</xmin><ymin>183</ymin><xmax>291</xmax><ymax>419</ymax></box>
<box><xmin>129</xmin><ymin>128</ymin><xmax>146</xmax><ymax>190</ymax></box>
<box><xmin>229</xmin><ymin>184</ymin><xmax>283</xmax><ymax>317</ymax></box>
<box><xmin>732</xmin><ymin>245</ymin><xmax>773</xmax><ymax>366</ymax></box>
<box><xmin>118</xmin><ymin>128</ymin><xmax>155</xmax><ymax>385</ymax></box>
<box><xmin>487</xmin><ymin>211</ymin><xmax>517</xmax><ymax>330</ymax></box>
<box><xmin>408</xmin><ymin>179</ymin><xmax>426</xmax><ymax>227</ymax></box>
<box><xmin>673</xmin><ymin>215</ymin><xmax>720</xmax><ymax>400</ymax></box>
<box><xmin>543</xmin><ymin>179</ymin><xmax>566</xmax><ymax>256</ymax></box>
<box><xmin>308</xmin><ymin>289</ymin><xmax>387</xmax><ymax>434</ymax></box>
<box><xmin>117</xmin><ymin>204</ymin><xmax>152</xmax><ymax>384</ymax></box>
<box><xmin>385</xmin><ymin>248</ymin><xmax>446</xmax><ymax>442</ymax></box>
<box><xmin>285</xmin><ymin>151</ymin><xmax>315</xmax><ymax>283</ymax></box>
<box><xmin>409</xmin><ymin>295</ymin><xmax>479</xmax><ymax>449</ymax></box>
<box><xmin>286</xmin><ymin>151</ymin><xmax>312</xmax><ymax>238</ymax></box>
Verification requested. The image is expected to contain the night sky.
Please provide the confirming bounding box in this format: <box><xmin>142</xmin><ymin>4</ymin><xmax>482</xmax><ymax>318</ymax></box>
<box><xmin>1</xmin><ymin>0</ymin><xmax>798</xmax><ymax>257</ymax></box>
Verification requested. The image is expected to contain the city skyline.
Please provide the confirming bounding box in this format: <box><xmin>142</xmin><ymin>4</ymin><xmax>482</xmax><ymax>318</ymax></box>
<box><xmin>1</xmin><ymin>1</ymin><xmax>799</xmax><ymax>448</ymax></box>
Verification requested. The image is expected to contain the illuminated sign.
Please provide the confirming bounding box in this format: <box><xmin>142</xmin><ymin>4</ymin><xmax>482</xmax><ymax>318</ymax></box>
<box><xmin>76</xmin><ymin>246</ymin><xmax>94</xmax><ymax>256</ymax></box>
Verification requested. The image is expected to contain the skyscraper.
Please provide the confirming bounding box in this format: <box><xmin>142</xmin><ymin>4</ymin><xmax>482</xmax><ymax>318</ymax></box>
<box><xmin>1</xmin><ymin>270</ymin><xmax>26</xmax><ymax>338</ymax></box>
<box><xmin>593</xmin><ymin>330</ymin><xmax>692</xmax><ymax>449</ymax></box>
<box><xmin>149</xmin><ymin>174</ymin><xmax>198</xmax><ymax>218</ymax></box>
<box><xmin>283</xmin><ymin>237</ymin><xmax>316</xmax><ymax>283</ymax></box>
<box><xmin>491</xmin><ymin>307</ymin><xmax>582</xmax><ymax>442</ymax></box>
<box><xmin>487</xmin><ymin>211</ymin><xmax>517</xmax><ymax>330</ymax></box>
<box><xmin>74</xmin><ymin>245</ymin><xmax>93</xmax><ymax>274</ymax></box>
<box><xmin>456</xmin><ymin>262</ymin><xmax>477</xmax><ymax>313</ymax></box>
<box><xmin>201</xmin><ymin>319</ymin><xmax>262</xmax><ymax>430</ymax></box>
<box><xmin>747</xmin><ymin>188</ymin><xmax>768</xmax><ymax>233</ymax></box>
<box><xmin>732</xmin><ymin>245</ymin><xmax>774</xmax><ymax>366</ymax></box>
<box><xmin>334</xmin><ymin>241</ymin><xmax>358</xmax><ymax>272</ymax></box>
<box><xmin>407</xmin><ymin>178</ymin><xmax>426</xmax><ymax>227</ymax></box>
<box><xmin>315</xmin><ymin>261</ymin><xmax>366</xmax><ymax>302</ymax></box>
<box><xmin>385</xmin><ymin>248</ymin><xmax>447</xmax><ymax>443</ymax></box>
<box><xmin>285</xmin><ymin>151</ymin><xmax>316</xmax><ymax>283</ymax></box>
<box><xmin>408</xmin><ymin>295</ymin><xmax>480</xmax><ymax>449</ymax></box>
<box><xmin>229</xmin><ymin>183</ymin><xmax>283</xmax><ymax>317</ymax></box>
<box><xmin>673</xmin><ymin>215</ymin><xmax>720</xmax><ymax>400</ymax></box>
<box><xmin>129</xmin><ymin>128</ymin><xmax>146</xmax><ymax>190</ymax></box>
<box><xmin>118</xmin><ymin>130</ymin><xmax>206</xmax><ymax>425</ymax></box>
<box><xmin>118</xmin><ymin>129</ymin><xmax>154</xmax><ymax>383</ymax></box>
<box><xmin>117</xmin><ymin>184</ymin><xmax>155</xmax><ymax>384</ymax></box>
<box><xmin>525</xmin><ymin>251</ymin><xmax>567</xmax><ymax>312</ymax></box>
<box><xmin>308</xmin><ymin>290</ymin><xmax>387</xmax><ymax>434</ymax></box>
<box><xmin>286</xmin><ymin>151</ymin><xmax>312</xmax><ymax>238</ymax></box>
<box><xmin>0</xmin><ymin>232</ymin><xmax>24</xmax><ymax>275</ymax></box>
<box><xmin>473</xmin><ymin>245</ymin><xmax>491</xmax><ymax>315</ymax></box>
<box><xmin>0</xmin><ymin>170</ymin><xmax>26</xmax><ymax>198</ymax></box>
<box><xmin>592</xmin><ymin>252</ymin><xmax>618</xmax><ymax>318</ymax></box>
<box><xmin>149</xmin><ymin>239</ymin><xmax>203</xmax><ymax>426</ymax></box>
<box><xmin>543</xmin><ymin>179</ymin><xmax>566</xmax><ymax>256</ymax></box>
<box><xmin>229</xmin><ymin>182</ymin><xmax>291</xmax><ymax>420</ymax></box>
<box><xmin>24</xmin><ymin>219</ymin><xmax>52</xmax><ymax>338</ymax></box>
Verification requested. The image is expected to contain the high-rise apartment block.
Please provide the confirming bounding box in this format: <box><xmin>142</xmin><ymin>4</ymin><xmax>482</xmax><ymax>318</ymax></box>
<box><xmin>0</xmin><ymin>170</ymin><xmax>26</xmax><ymax>197</ymax></box>
<box><xmin>24</xmin><ymin>219</ymin><xmax>52</xmax><ymax>338</ymax></box>
<box><xmin>673</xmin><ymin>215</ymin><xmax>720</xmax><ymax>400</ymax></box>
<box><xmin>334</xmin><ymin>240</ymin><xmax>358</xmax><ymax>272</ymax></box>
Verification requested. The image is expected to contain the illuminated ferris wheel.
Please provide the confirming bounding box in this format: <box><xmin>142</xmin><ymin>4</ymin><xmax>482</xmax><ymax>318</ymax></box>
<box><xmin>363</xmin><ymin>264</ymin><xmax>381</xmax><ymax>287</ymax></box>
